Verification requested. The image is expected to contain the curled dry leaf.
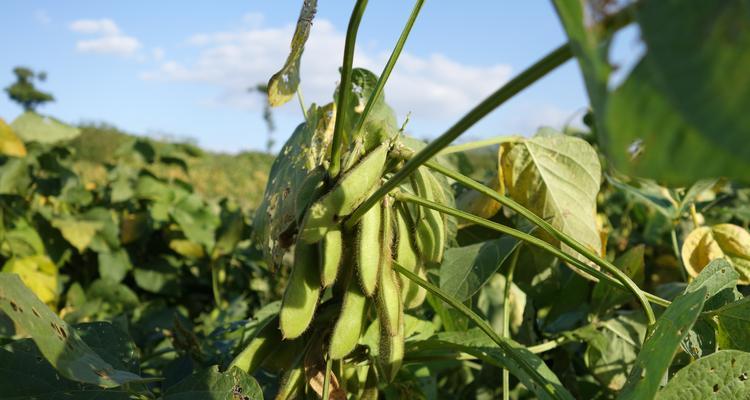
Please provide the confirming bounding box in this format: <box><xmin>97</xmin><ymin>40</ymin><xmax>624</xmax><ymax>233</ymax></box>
<box><xmin>681</xmin><ymin>223</ymin><xmax>750</xmax><ymax>284</ymax></box>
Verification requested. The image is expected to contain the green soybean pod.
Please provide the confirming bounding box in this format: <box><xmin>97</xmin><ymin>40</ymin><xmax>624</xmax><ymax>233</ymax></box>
<box><xmin>395</xmin><ymin>205</ymin><xmax>427</xmax><ymax>309</ymax></box>
<box><xmin>320</xmin><ymin>227</ymin><xmax>343</xmax><ymax>287</ymax></box>
<box><xmin>378</xmin><ymin>316</ymin><xmax>404</xmax><ymax>383</ymax></box>
<box><xmin>377</xmin><ymin>198</ymin><xmax>402</xmax><ymax>336</ymax></box>
<box><xmin>279</xmin><ymin>241</ymin><xmax>321</xmax><ymax>339</ymax></box>
<box><xmin>228</xmin><ymin>321</ymin><xmax>281</xmax><ymax>374</ymax></box>
<box><xmin>299</xmin><ymin>142</ymin><xmax>389</xmax><ymax>243</ymax></box>
<box><xmin>329</xmin><ymin>275</ymin><xmax>369</xmax><ymax>359</ymax></box>
<box><xmin>356</xmin><ymin>202</ymin><xmax>382</xmax><ymax>296</ymax></box>
<box><xmin>275</xmin><ymin>361</ymin><xmax>305</xmax><ymax>400</ymax></box>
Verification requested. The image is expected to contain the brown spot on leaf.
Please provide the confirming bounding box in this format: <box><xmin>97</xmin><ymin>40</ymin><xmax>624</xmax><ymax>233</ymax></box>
<box><xmin>32</xmin><ymin>307</ymin><xmax>40</xmax><ymax>318</ymax></box>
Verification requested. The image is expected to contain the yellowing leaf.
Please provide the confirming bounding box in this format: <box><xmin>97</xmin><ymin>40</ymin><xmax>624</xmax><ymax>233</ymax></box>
<box><xmin>169</xmin><ymin>239</ymin><xmax>205</xmax><ymax>259</ymax></box>
<box><xmin>267</xmin><ymin>0</ymin><xmax>317</xmax><ymax>107</ymax></box>
<box><xmin>455</xmin><ymin>175</ymin><xmax>503</xmax><ymax>225</ymax></box>
<box><xmin>0</xmin><ymin>118</ymin><xmax>26</xmax><ymax>157</ymax></box>
<box><xmin>2</xmin><ymin>255</ymin><xmax>58</xmax><ymax>307</ymax></box>
<box><xmin>51</xmin><ymin>218</ymin><xmax>103</xmax><ymax>253</ymax></box>
<box><xmin>682</xmin><ymin>224</ymin><xmax>750</xmax><ymax>284</ymax></box>
<box><xmin>501</xmin><ymin>129</ymin><xmax>603</xmax><ymax>277</ymax></box>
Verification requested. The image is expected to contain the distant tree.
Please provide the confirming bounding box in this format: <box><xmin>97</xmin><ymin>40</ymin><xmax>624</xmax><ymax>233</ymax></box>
<box><xmin>4</xmin><ymin>67</ymin><xmax>55</xmax><ymax>112</ymax></box>
<box><xmin>250</xmin><ymin>83</ymin><xmax>276</xmax><ymax>153</ymax></box>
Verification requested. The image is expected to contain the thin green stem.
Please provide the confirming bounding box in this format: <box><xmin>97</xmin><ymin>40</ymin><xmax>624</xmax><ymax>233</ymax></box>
<box><xmin>322</xmin><ymin>356</ymin><xmax>333</xmax><ymax>400</ymax></box>
<box><xmin>670</xmin><ymin>228</ymin><xmax>688</xmax><ymax>281</ymax></box>
<box><xmin>394</xmin><ymin>191</ymin><xmax>670</xmax><ymax>308</ymax></box>
<box><xmin>343</xmin><ymin>0</ymin><xmax>425</xmax><ymax>172</ymax></box>
<box><xmin>211</xmin><ymin>260</ymin><xmax>222</xmax><ymax>308</ymax></box>
<box><xmin>503</xmin><ymin>248</ymin><xmax>520</xmax><ymax>400</ymax></box>
<box><xmin>344</xmin><ymin>43</ymin><xmax>573</xmax><ymax>230</ymax></box>
<box><xmin>329</xmin><ymin>0</ymin><xmax>369</xmax><ymax>178</ymax></box>
<box><xmin>439</xmin><ymin>135</ymin><xmax>521</xmax><ymax>155</ymax></box>
<box><xmin>393</xmin><ymin>260</ymin><xmax>569</xmax><ymax>400</ymax></box>
<box><xmin>423</xmin><ymin>160</ymin><xmax>657</xmax><ymax>326</ymax></box>
<box><xmin>527</xmin><ymin>337</ymin><xmax>570</xmax><ymax>354</ymax></box>
<box><xmin>296</xmin><ymin>87</ymin><xmax>308</xmax><ymax>123</ymax></box>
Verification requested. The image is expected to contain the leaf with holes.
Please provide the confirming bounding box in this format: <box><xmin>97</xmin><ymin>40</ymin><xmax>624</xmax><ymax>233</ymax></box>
<box><xmin>658</xmin><ymin>350</ymin><xmax>750</xmax><ymax>399</ymax></box>
<box><xmin>0</xmin><ymin>273</ymin><xmax>143</xmax><ymax>387</ymax></box>
<box><xmin>501</xmin><ymin>129</ymin><xmax>602</xmax><ymax>276</ymax></box>
<box><xmin>163</xmin><ymin>366</ymin><xmax>262</xmax><ymax>400</ymax></box>
<box><xmin>617</xmin><ymin>287</ymin><xmax>707</xmax><ymax>400</ymax></box>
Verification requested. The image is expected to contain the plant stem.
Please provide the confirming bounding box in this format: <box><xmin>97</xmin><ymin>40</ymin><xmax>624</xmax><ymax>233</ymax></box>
<box><xmin>503</xmin><ymin>248</ymin><xmax>520</xmax><ymax>400</ymax></box>
<box><xmin>344</xmin><ymin>43</ymin><xmax>572</xmax><ymax>230</ymax></box>
<box><xmin>438</xmin><ymin>135</ymin><xmax>521</xmax><ymax>155</ymax></box>
<box><xmin>296</xmin><ymin>87</ymin><xmax>308</xmax><ymax>123</ymax></box>
<box><xmin>393</xmin><ymin>260</ymin><xmax>569</xmax><ymax>400</ymax></box>
<box><xmin>394</xmin><ymin>191</ymin><xmax>670</xmax><ymax>308</ymax></box>
<box><xmin>322</xmin><ymin>356</ymin><xmax>332</xmax><ymax>400</ymax></box>
<box><xmin>329</xmin><ymin>0</ymin><xmax>369</xmax><ymax>178</ymax></box>
<box><xmin>423</xmin><ymin>160</ymin><xmax>657</xmax><ymax>326</ymax></box>
<box><xmin>670</xmin><ymin>228</ymin><xmax>688</xmax><ymax>281</ymax></box>
<box><xmin>527</xmin><ymin>337</ymin><xmax>570</xmax><ymax>354</ymax></box>
<box><xmin>343</xmin><ymin>0</ymin><xmax>424</xmax><ymax>172</ymax></box>
<box><xmin>211</xmin><ymin>260</ymin><xmax>222</xmax><ymax>308</ymax></box>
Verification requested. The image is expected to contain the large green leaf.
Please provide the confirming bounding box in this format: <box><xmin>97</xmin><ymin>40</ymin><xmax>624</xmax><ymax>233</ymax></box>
<box><xmin>163</xmin><ymin>366</ymin><xmax>262</xmax><ymax>400</ymax></box>
<box><xmin>416</xmin><ymin>329</ymin><xmax>574</xmax><ymax>400</ymax></box>
<box><xmin>501</xmin><ymin>129</ymin><xmax>602</xmax><ymax>271</ymax></box>
<box><xmin>439</xmin><ymin>236</ymin><xmax>519</xmax><ymax>302</ymax></box>
<box><xmin>51</xmin><ymin>217</ymin><xmax>102</xmax><ymax>253</ymax></box>
<box><xmin>716</xmin><ymin>297</ymin><xmax>750</xmax><ymax>352</ymax></box>
<box><xmin>0</xmin><ymin>340</ymin><xmax>131</xmax><ymax>400</ymax></box>
<box><xmin>604</xmin><ymin>0</ymin><xmax>750</xmax><ymax>183</ymax></box>
<box><xmin>658</xmin><ymin>350</ymin><xmax>750</xmax><ymax>399</ymax></box>
<box><xmin>684</xmin><ymin>258</ymin><xmax>741</xmax><ymax>311</ymax></box>
<box><xmin>11</xmin><ymin>112</ymin><xmax>81</xmax><ymax>144</ymax></box>
<box><xmin>253</xmin><ymin>103</ymin><xmax>334</xmax><ymax>264</ymax></box>
<box><xmin>0</xmin><ymin>273</ymin><xmax>143</xmax><ymax>387</ymax></box>
<box><xmin>551</xmin><ymin>0</ymin><xmax>610</xmax><ymax>124</ymax></box>
<box><xmin>617</xmin><ymin>287</ymin><xmax>707</xmax><ymax>400</ymax></box>
<box><xmin>267</xmin><ymin>0</ymin><xmax>317</xmax><ymax>106</ymax></box>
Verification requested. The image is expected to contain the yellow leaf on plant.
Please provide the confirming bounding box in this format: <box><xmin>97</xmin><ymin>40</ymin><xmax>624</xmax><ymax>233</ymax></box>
<box><xmin>682</xmin><ymin>223</ymin><xmax>750</xmax><ymax>284</ymax></box>
<box><xmin>2</xmin><ymin>255</ymin><xmax>59</xmax><ymax>307</ymax></box>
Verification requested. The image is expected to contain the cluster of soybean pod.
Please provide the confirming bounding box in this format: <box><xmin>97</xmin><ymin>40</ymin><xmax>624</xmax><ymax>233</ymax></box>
<box><xmin>231</xmin><ymin>134</ymin><xmax>450</xmax><ymax>396</ymax></box>
<box><xmin>293</xmin><ymin>135</ymin><xmax>448</xmax><ymax>374</ymax></box>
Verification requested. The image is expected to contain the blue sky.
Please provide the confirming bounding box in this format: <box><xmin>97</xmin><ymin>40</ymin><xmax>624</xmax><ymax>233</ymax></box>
<box><xmin>0</xmin><ymin>1</ymin><xmax>635</xmax><ymax>153</ymax></box>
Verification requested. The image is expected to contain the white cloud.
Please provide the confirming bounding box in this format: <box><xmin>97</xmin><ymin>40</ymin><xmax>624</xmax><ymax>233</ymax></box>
<box><xmin>242</xmin><ymin>12</ymin><xmax>264</xmax><ymax>27</ymax></box>
<box><xmin>34</xmin><ymin>9</ymin><xmax>51</xmax><ymax>25</ymax></box>
<box><xmin>70</xmin><ymin>18</ymin><xmax>141</xmax><ymax>57</ymax></box>
<box><xmin>142</xmin><ymin>17</ymin><xmax>513</xmax><ymax>122</ymax></box>
<box><xmin>152</xmin><ymin>47</ymin><xmax>165</xmax><ymax>61</ymax></box>
<box><xmin>70</xmin><ymin>18</ymin><xmax>120</xmax><ymax>35</ymax></box>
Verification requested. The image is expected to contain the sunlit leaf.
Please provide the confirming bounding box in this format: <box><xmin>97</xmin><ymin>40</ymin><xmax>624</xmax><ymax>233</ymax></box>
<box><xmin>658</xmin><ymin>350</ymin><xmax>750</xmax><ymax>399</ymax></box>
<box><xmin>0</xmin><ymin>118</ymin><xmax>26</xmax><ymax>157</ymax></box>
<box><xmin>0</xmin><ymin>273</ymin><xmax>143</xmax><ymax>387</ymax></box>
<box><xmin>267</xmin><ymin>0</ymin><xmax>317</xmax><ymax>107</ymax></box>
<box><xmin>617</xmin><ymin>288</ymin><xmax>707</xmax><ymax>400</ymax></box>
<box><xmin>2</xmin><ymin>255</ymin><xmax>58</xmax><ymax>307</ymax></box>
<box><xmin>163</xmin><ymin>366</ymin><xmax>262</xmax><ymax>400</ymax></box>
<box><xmin>681</xmin><ymin>224</ymin><xmax>750</xmax><ymax>284</ymax></box>
<box><xmin>501</xmin><ymin>129</ymin><xmax>602</xmax><ymax>275</ymax></box>
<box><xmin>715</xmin><ymin>297</ymin><xmax>750</xmax><ymax>352</ymax></box>
<box><xmin>51</xmin><ymin>218</ymin><xmax>102</xmax><ymax>253</ymax></box>
<box><xmin>11</xmin><ymin>112</ymin><xmax>81</xmax><ymax>144</ymax></box>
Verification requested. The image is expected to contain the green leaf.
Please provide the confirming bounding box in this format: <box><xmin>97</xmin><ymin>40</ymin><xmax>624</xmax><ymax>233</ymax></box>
<box><xmin>716</xmin><ymin>297</ymin><xmax>750</xmax><ymax>352</ymax></box>
<box><xmin>0</xmin><ymin>339</ymin><xmax>131</xmax><ymax>400</ymax></box>
<box><xmin>501</xmin><ymin>129</ymin><xmax>602</xmax><ymax>273</ymax></box>
<box><xmin>51</xmin><ymin>218</ymin><xmax>102</xmax><ymax>253</ymax></box>
<box><xmin>253</xmin><ymin>104</ymin><xmax>335</xmax><ymax>264</ymax></box>
<box><xmin>163</xmin><ymin>366</ymin><xmax>262</xmax><ymax>400</ymax></box>
<box><xmin>266</xmin><ymin>0</ymin><xmax>317</xmax><ymax>107</ymax></box>
<box><xmin>584</xmin><ymin>312</ymin><xmax>648</xmax><ymax>391</ymax></box>
<box><xmin>170</xmin><ymin>194</ymin><xmax>219</xmax><ymax>249</ymax></box>
<box><xmin>97</xmin><ymin>248</ymin><xmax>132</xmax><ymax>283</ymax></box>
<box><xmin>658</xmin><ymin>350</ymin><xmax>750</xmax><ymax>399</ymax></box>
<box><xmin>476</xmin><ymin>273</ymin><xmax>527</xmax><ymax>337</ymax></box>
<box><xmin>439</xmin><ymin>236</ymin><xmax>519</xmax><ymax>302</ymax></box>
<box><xmin>551</xmin><ymin>0</ymin><xmax>610</xmax><ymax>124</ymax></box>
<box><xmin>0</xmin><ymin>157</ymin><xmax>31</xmax><ymax>195</ymax></box>
<box><xmin>604</xmin><ymin>0</ymin><xmax>750</xmax><ymax>183</ymax></box>
<box><xmin>134</xmin><ymin>257</ymin><xmax>181</xmax><ymax>295</ymax></box>
<box><xmin>591</xmin><ymin>245</ymin><xmax>645</xmax><ymax>317</ymax></box>
<box><xmin>617</xmin><ymin>288</ymin><xmax>707</xmax><ymax>400</ymax></box>
<box><xmin>419</xmin><ymin>329</ymin><xmax>574</xmax><ymax>400</ymax></box>
<box><xmin>0</xmin><ymin>273</ymin><xmax>143</xmax><ymax>387</ymax></box>
<box><xmin>684</xmin><ymin>258</ymin><xmax>741</xmax><ymax>311</ymax></box>
<box><xmin>11</xmin><ymin>112</ymin><xmax>81</xmax><ymax>144</ymax></box>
